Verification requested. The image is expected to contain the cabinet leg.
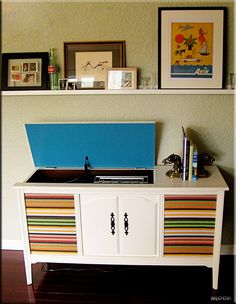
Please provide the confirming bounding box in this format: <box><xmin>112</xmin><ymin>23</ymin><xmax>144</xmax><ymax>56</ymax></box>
<box><xmin>212</xmin><ymin>264</ymin><xmax>219</xmax><ymax>290</ymax></box>
<box><xmin>23</xmin><ymin>252</ymin><xmax>32</xmax><ymax>285</ymax></box>
<box><xmin>25</xmin><ymin>263</ymin><xmax>32</xmax><ymax>285</ymax></box>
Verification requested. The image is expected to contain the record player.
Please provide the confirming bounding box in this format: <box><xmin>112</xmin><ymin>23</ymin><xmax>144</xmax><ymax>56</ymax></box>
<box><xmin>24</xmin><ymin>122</ymin><xmax>156</xmax><ymax>185</ymax></box>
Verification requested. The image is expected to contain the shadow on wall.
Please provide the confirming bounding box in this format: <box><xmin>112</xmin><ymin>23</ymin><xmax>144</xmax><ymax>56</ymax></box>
<box><xmin>155</xmin><ymin>122</ymin><xmax>163</xmax><ymax>165</ymax></box>
<box><xmin>186</xmin><ymin>128</ymin><xmax>221</xmax><ymax>158</ymax></box>
<box><xmin>188</xmin><ymin>128</ymin><xmax>234</xmax><ymax>244</ymax></box>
<box><xmin>219</xmin><ymin>168</ymin><xmax>234</xmax><ymax>244</ymax></box>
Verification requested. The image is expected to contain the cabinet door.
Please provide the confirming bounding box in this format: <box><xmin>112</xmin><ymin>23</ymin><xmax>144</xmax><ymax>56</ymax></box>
<box><xmin>80</xmin><ymin>194</ymin><xmax>119</xmax><ymax>255</ymax></box>
<box><xmin>119</xmin><ymin>195</ymin><xmax>157</xmax><ymax>255</ymax></box>
<box><xmin>164</xmin><ymin>195</ymin><xmax>216</xmax><ymax>256</ymax></box>
<box><xmin>24</xmin><ymin>193</ymin><xmax>77</xmax><ymax>254</ymax></box>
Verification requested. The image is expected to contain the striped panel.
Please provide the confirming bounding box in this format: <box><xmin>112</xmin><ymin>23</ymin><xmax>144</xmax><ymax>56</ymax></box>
<box><xmin>25</xmin><ymin>193</ymin><xmax>74</xmax><ymax>208</ymax></box>
<box><xmin>24</xmin><ymin>194</ymin><xmax>77</xmax><ymax>254</ymax></box>
<box><xmin>164</xmin><ymin>195</ymin><xmax>216</xmax><ymax>256</ymax></box>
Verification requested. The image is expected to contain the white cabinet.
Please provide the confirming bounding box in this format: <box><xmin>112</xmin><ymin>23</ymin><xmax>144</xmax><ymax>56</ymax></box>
<box><xmin>15</xmin><ymin>166</ymin><xmax>229</xmax><ymax>289</ymax></box>
<box><xmin>80</xmin><ymin>194</ymin><xmax>158</xmax><ymax>256</ymax></box>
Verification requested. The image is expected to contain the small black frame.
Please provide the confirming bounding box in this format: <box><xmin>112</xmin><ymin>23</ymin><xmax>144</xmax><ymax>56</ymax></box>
<box><xmin>1</xmin><ymin>52</ymin><xmax>49</xmax><ymax>91</ymax></box>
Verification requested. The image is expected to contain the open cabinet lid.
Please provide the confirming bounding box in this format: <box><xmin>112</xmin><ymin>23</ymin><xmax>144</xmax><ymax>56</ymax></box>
<box><xmin>25</xmin><ymin>122</ymin><xmax>156</xmax><ymax>169</ymax></box>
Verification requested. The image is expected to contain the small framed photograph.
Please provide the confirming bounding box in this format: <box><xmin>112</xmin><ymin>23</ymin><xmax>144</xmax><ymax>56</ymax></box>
<box><xmin>22</xmin><ymin>62</ymin><xmax>29</xmax><ymax>72</ymax></box>
<box><xmin>22</xmin><ymin>73</ymin><xmax>37</xmax><ymax>84</ymax></box>
<box><xmin>29</xmin><ymin>62</ymin><xmax>38</xmax><ymax>72</ymax></box>
<box><xmin>59</xmin><ymin>78</ymin><xmax>68</xmax><ymax>90</ymax></box>
<box><xmin>158</xmin><ymin>7</ymin><xmax>226</xmax><ymax>89</ymax></box>
<box><xmin>66</xmin><ymin>78</ymin><xmax>77</xmax><ymax>90</ymax></box>
<box><xmin>106</xmin><ymin>68</ymin><xmax>137</xmax><ymax>90</ymax></box>
<box><xmin>11</xmin><ymin>64</ymin><xmax>20</xmax><ymax>72</ymax></box>
<box><xmin>1</xmin><ymin>52</ymin><xmax>49</xmax><ymax>90</ymax></box>
<box><xmin>11</xmin><ymin>73</ymin><xmax>21</xmax><ymax>82</ymax></box>
<box><xmin>64</xmin><ymin>41</ymin><xmax>126</xmax><ymax>89</ymax></box>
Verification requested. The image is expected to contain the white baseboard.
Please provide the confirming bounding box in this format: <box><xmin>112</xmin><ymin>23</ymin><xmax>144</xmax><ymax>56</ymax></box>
<box><xmin>2</xmin><ymin>240</ymin><xmax>236</xmax><ymax>255</ymax></box>
<box><xmin>2</xmin><ymin>240</ymin><xmax>24</xmax><ymax>250</ymax></box>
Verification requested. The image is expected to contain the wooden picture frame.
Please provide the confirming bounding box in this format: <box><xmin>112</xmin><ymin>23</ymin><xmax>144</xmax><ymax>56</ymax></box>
<box><xmin>106</xmin><ymin>68</ymin><xmax>137</xmax><ymax>90</ymax></box>
<box><xmin>1</xmin><ymin>52</ymin><xmax>49</xmax><ymax>90</ymax></box>
<box><xmin>158</xmin><ymin>7</ymin><xmax>226</xmax><ymax>89</ymax></box>
<box><xmin>64</xmin><ymin>41</ymin><xmax>126</xmax><ymax>89</ymax></box>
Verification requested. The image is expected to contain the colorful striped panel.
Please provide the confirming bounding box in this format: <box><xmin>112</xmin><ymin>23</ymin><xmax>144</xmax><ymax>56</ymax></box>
<box><xmin>164</xmin><ymin>195</ymin><xmax>216</xmax><ymax>256</ymax></box>
<box><xmin>24</xmin><ymin>194</ymin><xmax>77</xmax><ymax>254</ymax></box>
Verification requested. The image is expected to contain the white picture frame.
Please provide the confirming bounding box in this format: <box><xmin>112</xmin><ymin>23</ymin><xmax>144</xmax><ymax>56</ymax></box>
<box><xmin>158</xmin><ymin>7</ymin><xmax>226</xmax><ymax>89</ymax></box>
<box><xmin>106</xmin><ymin>68</ymin><xmax>137</xmax><ymax>90</ymax></box>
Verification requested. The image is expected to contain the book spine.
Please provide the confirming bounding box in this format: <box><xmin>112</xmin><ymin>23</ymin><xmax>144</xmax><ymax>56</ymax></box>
<box><xmin>185</xmin><ymin>139</ymin><xmax>190</xmax><ymax>180</ymax></box>
<box><xmin>182</xmin><ymin>135</ymin><xmax>187</xmax><ymax>180</ymax></box>
<box><xmin>188</xmin><ymin>142</ymin><xmax>193</xmax><ymax>181</ymax></box>
<box><xmin>192</xmin><ymin>144</ymin><xmax>198</xmax><ymax>181</ymax></box>
<box><xmin>182</xmin><ymin>126</ymin><xmax>189</xmax><ymax>181</ymax></box>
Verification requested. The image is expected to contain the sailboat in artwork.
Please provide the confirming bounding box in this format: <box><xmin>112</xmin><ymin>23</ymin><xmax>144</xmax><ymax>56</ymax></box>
<box><xmin>199</xmin><ymin>42</ymin><xmax>209</xmax><ymax>56</ymax></box>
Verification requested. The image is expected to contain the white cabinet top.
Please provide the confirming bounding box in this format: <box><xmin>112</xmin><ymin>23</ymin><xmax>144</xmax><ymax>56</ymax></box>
<box><xmin>153</xmin><ymin>165</ymin><xmax>228</xmax><ymax>190</ymax></box>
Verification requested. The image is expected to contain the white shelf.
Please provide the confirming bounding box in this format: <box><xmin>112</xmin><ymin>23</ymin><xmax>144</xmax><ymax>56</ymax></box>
<box><xmin>2</xmin><ymin>89</ymin><xmax>235</xmax><ymax>96</ymax></box>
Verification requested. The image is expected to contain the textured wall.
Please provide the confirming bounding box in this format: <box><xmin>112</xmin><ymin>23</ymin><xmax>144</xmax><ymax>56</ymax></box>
<box><xmin>2</xmin><ymin>1</ymin><xmax>234</xmax><ymax>244</ymax></box>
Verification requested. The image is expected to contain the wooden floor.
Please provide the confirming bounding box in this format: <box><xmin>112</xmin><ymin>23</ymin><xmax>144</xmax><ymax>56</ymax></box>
<box><xmin>1</xmin><ymin>250</ymin><xmax>234</xmax><ymax>304</ymax></box>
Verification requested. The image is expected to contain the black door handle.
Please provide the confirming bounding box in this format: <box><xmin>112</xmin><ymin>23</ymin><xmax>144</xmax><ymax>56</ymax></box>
<box><xmin>110</xmin><ymin>212</ymin><xmax>115</xmax><ymax>235</ymax></box>
<box><xmin>124</xmin><ymin>213</ymin><xmax>129</xmax><ymax>235</ymax></box>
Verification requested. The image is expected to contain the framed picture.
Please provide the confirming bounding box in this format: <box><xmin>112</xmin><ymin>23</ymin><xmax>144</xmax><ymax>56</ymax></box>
<box><xmin>158</xmin><ymin>7</ymin><xmax>226</xmax><ymax>89</ymax></box>
<box><xmin>64</xmin><ymin>41</ymin><xmax>126</xmax><ymax>89</ymax></box>
<box><xmin>106</xmin><ymin>68</ymin><xmax>137</xmax><ymax>90</ymax></box>
<box><xmin>1</xmin><ymin>52</ymin><xmax>49</xmax><ymax>90</ymax></box>
<box><xmin>59</xmin><ymin>78</ymin><xmax>68</xmax><ymax>90</ymax></box>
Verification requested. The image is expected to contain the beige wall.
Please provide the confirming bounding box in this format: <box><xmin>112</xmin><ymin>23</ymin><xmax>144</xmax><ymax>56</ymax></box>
<box><xmin>2</xmin><ymin>1</ymin><xmax>235</xmax><ymax>245</ymax></box>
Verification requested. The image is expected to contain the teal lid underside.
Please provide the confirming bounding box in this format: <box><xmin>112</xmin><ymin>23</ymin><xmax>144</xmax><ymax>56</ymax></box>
<box><xmin>25</xmin><ymin>122</ymin><xmax>156</xmax><ymax>169</ymax></box>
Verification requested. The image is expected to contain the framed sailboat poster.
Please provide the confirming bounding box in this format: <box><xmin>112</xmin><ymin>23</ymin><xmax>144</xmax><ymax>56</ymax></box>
<box><xmin>158</xmin><ymin>7</ymin><xmax>226</xmax><ymax>89</ymax></box>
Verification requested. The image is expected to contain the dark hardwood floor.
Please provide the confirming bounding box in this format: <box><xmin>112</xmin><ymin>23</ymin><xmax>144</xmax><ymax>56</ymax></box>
<box><xmin>1</xmin><ymin>250</ymin><xmax>234</xmax><ymax>304</ymax></box>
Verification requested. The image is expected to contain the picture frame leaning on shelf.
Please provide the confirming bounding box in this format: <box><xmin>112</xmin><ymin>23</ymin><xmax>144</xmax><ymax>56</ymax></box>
<box><xmin>158</xmin><ymin>7</ymin><xmax>226</xmax><ymax>89</ymax></box>
<box><xmin>1</xmin><ymin>52</ymin><xmax>49</xmax><ymax>91</ymax></box>
<box><xmin>64</xmin><ymin>41</ymin><xmax>126</xmax><ymax>89</ymax></box>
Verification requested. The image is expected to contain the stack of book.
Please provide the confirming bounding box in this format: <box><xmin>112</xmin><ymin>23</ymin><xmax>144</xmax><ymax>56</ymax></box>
<box><xmin>182</xmin><ymin>127</ymin><xmax>198</xmax><ymax>181</ymax></box>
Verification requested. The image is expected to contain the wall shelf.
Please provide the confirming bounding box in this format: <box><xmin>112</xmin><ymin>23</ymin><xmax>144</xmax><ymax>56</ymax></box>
<box><xmin>2</xmin><ymin>89</ymin><xmax>235</xmax><ymax>96</ymax></box>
